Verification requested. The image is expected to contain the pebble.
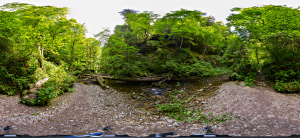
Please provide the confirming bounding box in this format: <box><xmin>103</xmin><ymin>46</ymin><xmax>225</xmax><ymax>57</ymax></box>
<box><xmin>196</xmin><ymin>89</ymin><xmax>204</xmax><ymax>92</ymax></box>
<box><xmin>157</xmin><ymin>121</ymin><xmax>168</xmax><ymax>124</ymax></box>
<box><xmin>166</xmin><ymin>119</ymin><xmax>175</xmax><ymax>123</ymax></box>
<box><xmin>174</xmin><ymin>122</ymin><xmax>179</xmax><ymax>127</ymax></box>
<box><xmin>155</xmin><ymin>100</ymin><xmax>162</xmax><ymax>105</ymax></box>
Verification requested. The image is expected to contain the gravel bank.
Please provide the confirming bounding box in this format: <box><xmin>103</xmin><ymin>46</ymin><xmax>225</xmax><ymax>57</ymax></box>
<box><xmin>1</xmin><ymin>81</ymin><xmax>299</xmax><ymax>136</ymax></box>
<box><xmin>207</xmin><ymin>81</ymin><xmax>300</xmax><ymax>136</ymax></box>
<box><xmin>0</xmin><ymin>83</ymin><xmax>206</xmax><ymax>137</ymax></box>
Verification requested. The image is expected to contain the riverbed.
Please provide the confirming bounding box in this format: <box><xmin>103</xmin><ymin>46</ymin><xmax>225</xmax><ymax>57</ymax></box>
<box><xmin>1</xmin><ymin>75</ymin><xmax>300</xmax><ymax>136</ymax></box>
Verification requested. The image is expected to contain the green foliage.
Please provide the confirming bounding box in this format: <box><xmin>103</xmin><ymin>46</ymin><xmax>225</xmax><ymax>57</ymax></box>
<box><xmin>42</xmin><ymin>61</ymin><xmax>76</xmax><ymax>95</ymax></box>
<box><xmin>157</xmin><ymin>84</ymin><xmax>239</xmax><ymax>125</ymax></box>
<box><xmin>274</xmin><ymin>81</ymin><xmax>300</xmax><ymax>93</ymax></box>
<box><xmin>229</xmin><ymin>72</ymin><xmax>243</xmax><ymax>81</ymax></box>
<box><xmin>0</xmin><ymin>60</ymin><xmax>32</xmax><ymax>95</ymax></box>
<box><xmin>36</xmin><ymin>86</ymin><xmax>57</xmax><ymax>106</ymax></box>
<box><xmin>244</xmin><ymin>77</ymin><xmax>256</xmax><ymax>87</ymax></box>
<box><xmin>72</xmin><ymin>70</ymin><xmax>82</xmax><ymax>76</ymax></box>
<box><xmin>157</xmin><ymin>88</ymin><xmax>192</xmax><ymax>121</ymax></box>
<box><xmin>100</xmin><ymin>9</ymin><xmax>230</xmax><ymax>78</ymax></box>
<box><xmin>20</xmin><ymin>60</ymin><xmax>76</xmax><ymax>106</ymax></box>
<box><xmin>226</xmin><ymin>5</ymin><xmax>300</xmax><ymax>91</ymax></box>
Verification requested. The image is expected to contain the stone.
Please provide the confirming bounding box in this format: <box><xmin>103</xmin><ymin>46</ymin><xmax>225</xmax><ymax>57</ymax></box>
<box><xmin>173</xmin><ymin>122</ymin><xmax>179</xmax><ymax>127</ymax></box>
<box><xmin>155</xmin><ymin>100</ymin><xmax>162</xmax><ymax>105</ymax></box>
<box><xmin>166</xmin><ymin>119</ymin><xmax>175</xmax><ymax>123</ymax></box>
<box><xmin>196</xmin><ymin>89</ymin><xmax>204</xmax><ymax>92</ymax></box>
<box><xmin>131</xmin><ymin>95</ymin><xmax>138</xmax><ymax>99</ymax></box>
<box><xmin>157</xmin><ymin>121</ymin><xmax>168</xmax><ymax>124</ymax></box>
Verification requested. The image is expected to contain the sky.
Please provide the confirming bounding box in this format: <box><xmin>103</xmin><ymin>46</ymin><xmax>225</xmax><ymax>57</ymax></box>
<box><xmin>1</xmin><ymin>0</ymin><xmax>299</xmax><ymax>38</ymax></box>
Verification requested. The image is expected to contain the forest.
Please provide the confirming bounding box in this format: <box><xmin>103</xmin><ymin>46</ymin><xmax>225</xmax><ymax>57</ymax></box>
<box><xmin>0</xmin><ymin>3</ymin><xmax>299</xmax><ymax>106</ymax></box>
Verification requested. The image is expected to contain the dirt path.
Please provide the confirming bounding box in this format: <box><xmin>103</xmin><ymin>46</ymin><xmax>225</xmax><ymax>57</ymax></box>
<box><xmin>207</xmin><ymin>81</ymin><xmax>300</xmax><ymax>136</ymax></box>
<box><xmin>0</xmin><ymin>83</ymin><xmax>205</xmax><ymax>137</ymax></box>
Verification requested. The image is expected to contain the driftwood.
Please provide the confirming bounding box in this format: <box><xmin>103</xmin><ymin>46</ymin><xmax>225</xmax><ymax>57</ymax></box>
<box><xmin>101</xmin><ymin>76</ymin><xmax>163</xmax><ymax>82</ymax></box>
<box><xmin>96</xmin><ymin>76</ymin><xmax>106</xmax><ymax>90</ymax></box>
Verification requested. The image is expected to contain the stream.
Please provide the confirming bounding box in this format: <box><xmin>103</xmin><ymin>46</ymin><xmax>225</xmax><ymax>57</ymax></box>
<box><xmin>105</xmin><ymin>74</ymin><xmax>229</xmax><ymax>97</ymax></box>
<box><xmin>104</xmin><ymin>74</ymin><xmax>229</xmax><ymax>111</ymax></box>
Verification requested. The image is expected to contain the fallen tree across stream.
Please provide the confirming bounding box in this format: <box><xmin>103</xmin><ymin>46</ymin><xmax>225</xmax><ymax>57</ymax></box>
<box><xmin>100</xmin><ymin>76</ymin><xmax>164</xmax><ymax>82</ymax></box>
<box><xmin>96</xmin><ymin>76</ymin><xmax>107</xmax><ymax>90</ymax></box>
<box><xmin>78</xmin><ymin>74</ymin><xmax>166</xmax><ymax>88</ymax></box>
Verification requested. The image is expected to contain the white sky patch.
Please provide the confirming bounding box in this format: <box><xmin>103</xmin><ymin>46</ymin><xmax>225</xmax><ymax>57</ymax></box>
<box><xmin>0</xmin><ymin>0</ymin><xmax>299</xmax><ymax>38</ymax></box>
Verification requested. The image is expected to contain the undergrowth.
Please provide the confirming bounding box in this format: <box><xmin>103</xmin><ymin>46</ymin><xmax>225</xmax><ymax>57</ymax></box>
<box><xmin>156</xmin><ymin>83</ymin><xmax>239</xmax><ymax>126</ymax></box>
<box><xmin>21</xmin><ymin>60</ymin><xmax>76</xmax><ymax>106</ymax></box>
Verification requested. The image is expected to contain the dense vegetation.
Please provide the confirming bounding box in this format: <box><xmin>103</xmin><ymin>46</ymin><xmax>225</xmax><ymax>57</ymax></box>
<box><xmin>100</xmin><ymin>9</ymin><xmax>229</xmax><ymax>77</ymax></box>
<box><xmin>0</xmin><ymin>3</ymin><xmax>299</xmax><ymax>106</ymax></box>
<box><xmin>226</xmin><ymin>6</ymin><xmax>300</xmax><ymax>92</ymax></box>
<box><xmin>0</xmin><ymin>3</ymin><xmax>101</xmax><ymax>105</ymax></box>
<box><xmin>100</xmin><ymin>6</ymin><xmax>299</xmax><ymax>92</ymax></box>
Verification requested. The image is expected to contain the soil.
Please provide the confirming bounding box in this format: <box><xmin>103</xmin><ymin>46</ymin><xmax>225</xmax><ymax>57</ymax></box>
<box><xmin>1</xmin><ymin>80</ymin><xmax>299</xmax><ymax>136</ymax></box>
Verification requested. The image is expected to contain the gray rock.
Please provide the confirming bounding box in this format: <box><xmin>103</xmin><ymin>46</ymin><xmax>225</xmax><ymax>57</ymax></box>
<box><xmin>166</xmin><ymin>119</ymin><xmax>175</xmax><ymax>123</ymax></box>
<box><xmin>131</xmin><ymin>95</ymin><xmax>138</xmax><ymax>99</ymax></box>
<box><xmin>155</xmin><ymin>100</ymin><xmax>162</xmax><ymax>105</ymax></box>
<box><xmin>196</xmin><ymin>89</ymin><xmax>204</xmax><ymax>92</ymax></box>
<box><xmin>173</xmin><ymin>122</ymin><xmax>179</xmax><ymax>127</ymax></box>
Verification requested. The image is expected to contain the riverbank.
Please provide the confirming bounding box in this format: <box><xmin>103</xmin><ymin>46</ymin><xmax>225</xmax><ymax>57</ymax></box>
<box><xmin>0</xmin><ymin>83</ymin><xmax>207</xmax><ymax>136</ymax></box>
<box><xmin>207</xmin><ymin>81</ymin><xmax>300</xmax><ymax>136</ymax></box>
<box><xmin>0</xmin><ymin>81</ymin><xmax>299</xmax><ymax>136</ymax></box>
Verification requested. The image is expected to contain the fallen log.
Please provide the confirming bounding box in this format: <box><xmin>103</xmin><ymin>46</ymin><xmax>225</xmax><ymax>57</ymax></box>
<box><xmin>101</xmin><ymin>76</ymin><xmax>164</xmax><ymax>82</ymax></box>
<box><xmin>96</xmin><ymin>76</ymin><xmax>106</xmax><ymax>90</ymax></box>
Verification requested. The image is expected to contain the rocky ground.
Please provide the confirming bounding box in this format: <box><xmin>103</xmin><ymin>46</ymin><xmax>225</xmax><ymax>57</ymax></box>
<box><xmin>0</xmin><ymin>83</ymin><xmax>206</xmax><ymax>137</ymax></box>
<box><xmin>0</xmin><ymin>81</ymin><xmax>299</xmax><ymax>136</ymax></box>
<box><xmin>207</xmin><ymin>81</ymin><xmax>300</xmax><ymax>136</ymax></box>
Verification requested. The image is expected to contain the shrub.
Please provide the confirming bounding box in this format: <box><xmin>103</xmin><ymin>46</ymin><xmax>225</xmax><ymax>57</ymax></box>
<box><xmin>274</xmin><ymin>81</ymin><xmax>300</xmax><ymax>93</ymax></box>
<box><xmin>244</xmin><ymin>77</ymin><xmax>256</xmax><ymax>87</ymax></box>
<box><xmin>72</xmin><ymin>70</ymin><xmax>82</xmax><ymax>76</ymax></box>
<box><xmin>31</xmin><ymin>68</ymin><xmax>47</xmax><ymax>84</ymax></box>
<box><xmin>36</xmin><ymin>86</ymin><xmax>57</xmax><ymax>106</ymax></box>
<box><xmin>21</xmin><ymin>60</ymin><xmax>76</xmax><ymax>106</ymax></box>
<box><xmin>0</xmin><ymin>66</ymin><xmax>31</xmax><ymax>95</ymax></box>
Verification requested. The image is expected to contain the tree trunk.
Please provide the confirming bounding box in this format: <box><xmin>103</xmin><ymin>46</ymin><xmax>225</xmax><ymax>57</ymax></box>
<box><xmin>255</xmin><ymin>43</ymin><xmax>260</xmax><ymax>64</ymax></box>
<box><xmin>180</xmin><ymin>36</ymin><xmax>183</xmax><ymax>49</ymax></box>
<box><xmin>69</xmin><ymin>42</ymin><xmax>75</xmax><ymax>70</ymax></box>
<box><xmin>144</xmin><ymin>29</ymin><xmax>148</xmax><ymax>44</ymax></box>
<box><xmin>38</xmin><ymin>46</ymin><xmax>43</xmax><ymax>69</ymax></box>
<box><xmin>101</xmin><ymin>76</ymin><xmax>163</xmax><ymax>82</ymax></box>
<box><xmin>265</xmin><ymin>45</ymin><xmax>280</xmax><ymax>64</ymax></box>
<box><xmin>96</xmin><ymin>76</ymin><xmax>106</xmax><ymax>90</ymax></box>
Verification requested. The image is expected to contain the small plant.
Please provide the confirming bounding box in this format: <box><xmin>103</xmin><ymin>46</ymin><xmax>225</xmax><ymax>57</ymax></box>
<box><xmin>31</xmin><ymin>113</ymin><xmax>39</xmax><ymax>116</ymax></box>
<box><xmin>274</xmin><ymin>80</ymin><xmax>300</xmax><ymax>93</ymax></box>
<box><xmin>244</xmin><ymin>77</ymin><xmax>256</xmax><ymax>87</ymax></box>
<box><xmin>36</xmin><ymin>86</ymin><xmax>56</xmax><ymax>106</ymax></box>
<box><xmin>157</xmin><ymin>83</ymin><xmax>239</xmax><ymax>125</ymax></box>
